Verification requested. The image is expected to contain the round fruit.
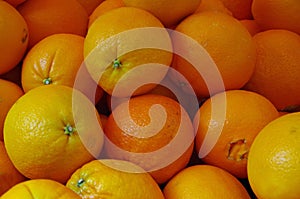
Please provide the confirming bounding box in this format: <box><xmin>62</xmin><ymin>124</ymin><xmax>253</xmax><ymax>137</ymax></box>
<box><xmin>66</xmin><ymin>159</ymin><xmax>164</xmax><ymax>199</ymax></box>
<box><xmin>193</xmin><ymin>90</ymin><xmax>279</xmax><ymax>178</ymax></box>
<box><xmin>251</xmin><ymin>0</ymin><xmax>300</xmax><ymax>34</ymax></box>
<box><xmin>84</xmin><ymin>7</ymin><xmax>173</xmax><ymax>97</ymax></box>
<box><xmin>163</xmin><ymin>165</ymin><xmax>251</xmax><ymax>199</ymax></box>
<box><xmin>103</xmin><ymin>94</ymin><xmax>195</xmax><ymax>184</ymax></box>
<box><xmin>3</xmin><ymin>85</ymin><xmax>104</xmax><ymax>183</ymax></box>
<box><xmin>171</xmin><ymin>11</ymin><xmax>256</xmax><ymax>98</ymax></box>
<box><xmin>17</xmin><ymin>0</ymin><xmax>88</xmax><ymax>48</ymax></box>
<box><xmin>21</xmin><ymin>33</ymin><xmax>103</xmax><ymax>103</ymax></box>
<box><xmin>244</xmin><ymin>29</ymin><xmax>300</xmax><ymax>111</ymax></box>
<box><xmin>1</xmin><ymin>179</ymin><xmax>81</xmax><ymax>198</ymax></box>
<box><xmin>0</xmin><ymin>1</ymin><xmax>28</xmax><ymax>75</ymax></box>
<box><xmin>248</xmin><ymin>112</ymin><xmax>300</xmax><ymax>199</ymax></box>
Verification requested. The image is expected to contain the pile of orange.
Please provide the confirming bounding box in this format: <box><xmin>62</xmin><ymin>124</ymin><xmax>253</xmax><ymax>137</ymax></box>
<box><xmin>0</xmin><ymin>0</ymin><xmax>299</xmax><ymax>198</ymax></box>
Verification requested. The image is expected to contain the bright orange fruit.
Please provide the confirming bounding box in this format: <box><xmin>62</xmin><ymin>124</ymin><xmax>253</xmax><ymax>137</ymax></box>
<box><xmin>103</xmin><ymin>94</ymin><xmax>195</xmax><ymax>184</ymax></box>
<box><xmin>248</xmin><ymin>112</ymin><xmax>300</xmax><ymax>199</ymax></box>
<box><xmin>66</xmin><ymin>159</ymin><xmax>165</xmax><ymax>199</ymax></box>
<box><xmin>4</xmin><ymin>85</ymin><xmax>104</xmax><ymax>183</ymax></box>
<box><xmin>193</xmin><ymin>90</ymin><xmax>279</xmax><ymax>178</ymax></box>
<box><xmin>0</xmin><ymin>1</ymin><xmax>28</xmax><ymax>75</ymax></box>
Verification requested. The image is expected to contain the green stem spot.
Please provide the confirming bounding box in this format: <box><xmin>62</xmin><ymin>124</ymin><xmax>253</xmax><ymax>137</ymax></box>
<box><xmin>64</xmin><ymin>124</ymin><xmax>75</xmax><ymax>135</ymax></box>
<box><xmin>113</xmin><ymin>58</ymin><xmax>121</xmax><ymax>69</ymax></box>
<box><xmin>43</xmin><ymin>77</ymin><xmax>52</xmax><ymax>85</ymax></box>
<box><xmin>77</xmin><ymin>178</ymin><xmax>85</xmax><ymax>188</ymax></box>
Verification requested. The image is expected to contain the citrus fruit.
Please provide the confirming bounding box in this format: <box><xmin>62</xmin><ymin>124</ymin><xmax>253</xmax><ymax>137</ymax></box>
<box><xmin>3</xmin><ymin>85</ymin><xmax>104</xmax><ymax>183</ymax></box>
<box><xmin>84</xmin><ymin>7</ymin><xmax>173</xmax><ymax>97</ymax></box>
<box><xmin>66</xmin><ymin>159</ymin><xmax>164</xmax><ymax>199</ymax></box>
<box><xmin>219</xmin><ymin>0</ymin><xmax>253</xmax><ymax>19</ymax></box>
<box><xmin>0</xmin><ymin>141</ymin><xmax>26</xmax><ymax>195</ymax></box>
<box><xmin>240</xmin><ymin>19</ymin><xmax>261</xmax><ymax>36</ymax></box>
<box><xmin>251</xmin><ymin>0</ymin><xmax>300</xmax><ymax>34</ymax></box>
<box><xmin>17</xmin><ymin>0</ymin><xmax>88</xmax><ymax>48</ymax></box>
<box><xmin>21</xmin><ymin>33</ymin><xmax>103</xmax><ymax>103</ymax></box>
<box><xmin>88</xmin><ymin>0</ymin><xmax>124</xmax><ymax>27</ymax></box>
<box><xmin>194</xmin><ymin>0</ymin><xmax>232</xmax><ymax>16</ymax></box>
<box><xmin>163</xmin><ymin>165</ymin><xmax>251</xmax><ymax>199</ymax></box>
<box><xmin>103</xmin><ymin>94</ymin><xmax>195</xmax><ymax>184</ymax></box>
<box><xmin>122</xmin><ymin>0</ymin><xmax>201</xmax><ymax>28</ymax></box>
<box><xmin>1</xmin><ymin>179</ymin><xmax>81</xmax><ymax>198</ymax></box>
<box><xmin>0</xmin><ymin>78</ymin><xmax>24</xmax><ymax>141</ymax></box>
<box><xmin>248</xmin><ymin>112</ymin><xmax>300</xmax><ymax>199</ymax></box>
<box><xmin>0</xmin><ymin>1</ymin><xmax>28</xmax><ymax>75</ymax></box>
<box><xmin>171</xmin><ymin>11</ymin><xmax>256</xmax><ymax>98</ymax></box>
<box><xmin>244</xmin><ymin>29</ymin><xmax>300</xmax><ymax>111</ymax></box>
<box><xmin>193</xmin><ymin>90</ymin><xmax>279</xmax><ymax>178</ymax></box>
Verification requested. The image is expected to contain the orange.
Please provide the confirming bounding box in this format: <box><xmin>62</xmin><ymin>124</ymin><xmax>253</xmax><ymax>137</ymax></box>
<box><xmin>163</xmin><ymin>165</ymin><xmax>251</xmax><ymax>199</ymax></box>
<box><xmin>21</xmin><ymin>33</ymin><xmax>103</xmax><ymax>103</ymax></box>
<box><xmin>75</xmin><ymin>0</ymin><xmax>104</xmax><ymax>15</ymax></box>
<box><xmin>0</xmin><ymin>141</ymin><xmax>26</xmax><ymax>195</ymax></box>
<box><xmin>1</xmin><ymin>179</ymin><xmax>81</xmax><ymax>198</ymax></box>
<box><xmin>193</xmin><ymin>90</ymin><xmax>279</xmax><ymax>178</ymax></box>
<box><xmin>219</xmin><ymin>0</ymin><xmax>253</xmax><ymax>19</ymax></box>
<box><xmin>0</xmin><ymin>1</ymin><xmax>28</xmax><ymax>75</ymax></box>
<box><xmin>244</xmin><ymin>29</ymin><xmax>300</xmax><ymax>111</ymax></box>
<box><xmin>103</xmin><ymin>94</ymin><xmax>195</xmax><ymax>184</ymax></box>
<box><xmin>88</xmin><ymin>0</ymin><xmax>124</xmax><ymax>27</ymax></box>
<box><xmin>17</xmin><ymin>0</ymin><xmax>88</xmax><ymax>49</ymax></box>
<box><xmin>248</xmin><ymin>112</ymin><xmax>300</xmax><ymax>199</ymax></box>
<box><xmin>3</xmin><ymin>0</ymin><xmax>26</xmax><ymax>7</ymax></box>
<box><xmin>194</xmin><ymin>0</ymin><xmax>232</xmax><ymax>16</ymax></box>
<box><xmin>66</xmin><ymin>159</ymin><xmax>164</xmax><ymax>198</ymax></box>
<box><xmin>251</xmin><ymin>0</ymin><xmax>300</xmax><ymax>34</ymax></box>
<box><xmin>0</xmin><ymin>79</ymin><xmax>24</xmax><ymax>141</ymax></box>
<box><xmin>239</xmin><ymin>19</ymin><xmax>261</xmax><ymax>36</ymax></box>
<box><xmin>171</xmin><ymin>11</ymin><xmax>256</xmax><ymax>98</ymax></box>
<box><xmin>122</xmin><ymin>0</ymin><xmax>201</xmax><ymax>28</ymax></box>
<box><xmin>3</xmin><ymin>85</ymin><xmax>104</xmax><ymax>183</ymax></box>
<box><xmin>84</xmin><ymin>7</ymin><xmax>173</xmax><ymax>97</ymax></box>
